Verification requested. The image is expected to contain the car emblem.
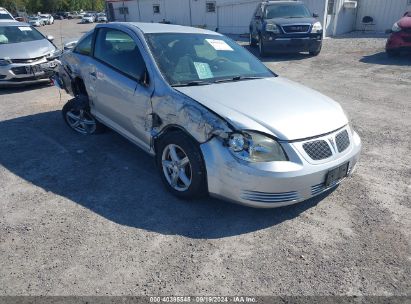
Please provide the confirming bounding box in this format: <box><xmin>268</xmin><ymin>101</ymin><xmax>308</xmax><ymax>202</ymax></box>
<box><xmin>328</xmin><ymin>137</ymin><xmax>337</xmax><ymax>153</ymax></box>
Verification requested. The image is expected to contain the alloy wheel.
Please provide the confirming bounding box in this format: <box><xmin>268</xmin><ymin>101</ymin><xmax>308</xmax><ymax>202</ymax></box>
<box><xmin>161</xmin><ymin>144</ymin><xmax>192</xmax><ymax>192</ymax></box>
<box><xmin>65</xmin><ymin>109</ymin><xmax>97</xmax><ymax>135</ymax></box>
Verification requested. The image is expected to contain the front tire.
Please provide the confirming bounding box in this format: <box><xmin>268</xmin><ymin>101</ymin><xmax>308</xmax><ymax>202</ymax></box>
<box><xmin>259</xmin><ymin>35</ymin><xmax>267</xmax><ymax>57</ymax></box>
<box><xmin>156</xmin><ymin>131</ymin><xmax>207</xmax><ymax>199</ymax></box>
<box><xmin>386</xmin><ymin>49</ymin><xmax>399</xmax><ymax>57</ymax></box>
<box><xmin>62</xmin><ymin>99</ymin><xmax>104</xmax><ymax>135</ymax></box>
<box><xmin>249</xmin><ymin>32</ymin><xmax>257</xmax><ymax>47</ymax></box>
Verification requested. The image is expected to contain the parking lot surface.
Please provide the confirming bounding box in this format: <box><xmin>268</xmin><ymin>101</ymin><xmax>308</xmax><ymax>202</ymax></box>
<box><xmin>0</xmin><ymin>20</ymin><xmax>410</xmax><ymax>296</ymax></box>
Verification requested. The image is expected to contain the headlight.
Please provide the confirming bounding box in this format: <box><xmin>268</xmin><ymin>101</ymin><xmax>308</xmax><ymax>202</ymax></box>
<box><xmin>392</xmin><ymin>22</ymin><xmax>401</xmax><ymax>32</ymax></box>
<box><xmin>0</xmin><ymin>58</ymin><xmax>11</xmax><ymax>66</ymax></box>
<box><xmin>311</xmin><ymin>22</ymin><xmax>322</xmax><ymax>33</ymax></box>
<box><xmin>227</xmin><ymin>131</ymin><xmax>287</xmax><ymax>162</ymax></box>
<box><xmin>266</xmin><ymin>23</ymin><xmax>280</xmax><ymax>34</ymax></box>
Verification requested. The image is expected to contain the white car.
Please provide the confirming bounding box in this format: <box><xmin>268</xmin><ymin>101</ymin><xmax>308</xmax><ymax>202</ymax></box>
<box><xmin>0</xmin><ymin>7</ymin><xmax>15</xmax><ymax>21</ymax></box>
<box><xmin>40</xmin><ymin>14</ymin><xmax>54</xmax><ymax>25</ymax></box>
<box><xmin>82</xmin><ymin>13</ymin><xmax>95</xmax><ymax>23</ymax></box>
<box><xmin>96</xmin><ymin>13</ymin><xmax>107</xmax><ymax>22</ymax></box>
<box><xmin>28</xmin><ymin>17</ymin><xmax>44</xmax><ymax>27</ymax></box>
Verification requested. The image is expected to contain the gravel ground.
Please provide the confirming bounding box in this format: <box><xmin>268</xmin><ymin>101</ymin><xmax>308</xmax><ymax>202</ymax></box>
<box><xmin>0</xmin><ymin>20</ymin><xmax>410</xmax><ymax>296</ymax></box>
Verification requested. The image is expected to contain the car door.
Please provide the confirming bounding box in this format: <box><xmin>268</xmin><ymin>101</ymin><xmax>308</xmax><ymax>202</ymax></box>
<box><xmin>90</xmin><ymin>27</ymin><xmax>153</xmax><ymax>151</ymax></box>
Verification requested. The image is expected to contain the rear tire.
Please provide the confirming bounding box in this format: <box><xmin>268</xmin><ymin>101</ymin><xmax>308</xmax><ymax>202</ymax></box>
<box><xmin>156</xmin><ymin>131</ymin><xmax>207</xmax><ymax>199</ymax></box>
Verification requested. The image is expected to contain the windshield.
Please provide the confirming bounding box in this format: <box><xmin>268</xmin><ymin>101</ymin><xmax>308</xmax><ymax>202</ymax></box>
<box><xmin>146</xmin><ymin>33</ymin><xmax>274</xmax><ymax>86</ymax></box>
<box><xmin>0</xmin><ymin>25</ymin><xmax>45</xmax><ymax>44</ymax></box>
<box><xmin>265</xmin><ymin>4</ymin><xmax>311</xmax><ymax>19</ymax></box>
<box><xmin>0</xmin><ymin>11</ymin><xmax>13</xmax><ymax>20</ymax></box>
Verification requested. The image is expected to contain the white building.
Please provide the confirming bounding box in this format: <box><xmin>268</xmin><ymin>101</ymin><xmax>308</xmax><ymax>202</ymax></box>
<box><xmin>106</xmin><ymin>0</ymin><xmax>411</xmax><ymax>36</ymax></box>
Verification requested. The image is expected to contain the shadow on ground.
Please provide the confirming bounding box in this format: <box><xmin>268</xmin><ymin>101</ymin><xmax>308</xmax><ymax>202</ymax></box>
<box><xmin>0</xmin><ymin>83</ymin><xmax>51</xmax><ymax>95</ymax></box>
<box><xmin>244</xmin><ymin>45</ymin><xmax>313</xmax><ymax>63</ymax></box>
<box><xmin>360</xmin><ymin>51</ymin><xmax>411</xmax><ymax>66</ymax></box>
<box><xmin>0</xmin><ymin>111</ymin><xmax>332</xmax><ymax>239</ymax></box>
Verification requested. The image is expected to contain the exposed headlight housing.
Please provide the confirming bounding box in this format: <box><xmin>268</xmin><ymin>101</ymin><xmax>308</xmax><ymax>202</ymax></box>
<box><xmin>266</xmin><ymin>23</ymin><xmax>280</xmax><ymax>34</ymax></box>
<box><xmin>227</xmin><ymin>131</ymin><xmax>287</xmax><ymax>162</ymax></box>
<box><xmin>311</xmin><ymin>22</ymin><xmax>323</xmax><ymax>33</ymax></box>
<box><xmin>392</xmin><ymin>22</ymin><xmax>401</xmax><ymax>32</ymax></box>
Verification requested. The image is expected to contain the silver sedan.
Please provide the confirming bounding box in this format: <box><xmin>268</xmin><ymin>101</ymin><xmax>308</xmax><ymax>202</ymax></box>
<box><xmin>0</xmin><ymin>22</ymin><xmax>57</xmax><ymax>86</ymax></box>
<box><xmin>55</xmin><ymin>22</ymin><xmax>361</xmax><ymax>208</ymax></box>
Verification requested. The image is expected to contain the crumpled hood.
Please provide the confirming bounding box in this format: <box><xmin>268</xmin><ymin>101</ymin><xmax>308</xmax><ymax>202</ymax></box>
<box><xmin>0</xmin><ymin>39</ymin><xmax>56</xmax><ymax>59</ymax></box>
<box><xmin>175</xmin><ymin>77</ymin><xmax>348</xmax><ymax>141</ymax></box>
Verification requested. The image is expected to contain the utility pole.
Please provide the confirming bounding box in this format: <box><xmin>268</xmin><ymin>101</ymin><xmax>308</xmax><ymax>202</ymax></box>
<box><xmin>188</xmin><ymin>0</ymin><xmax>192</xmax><ymax>26</ymax></box>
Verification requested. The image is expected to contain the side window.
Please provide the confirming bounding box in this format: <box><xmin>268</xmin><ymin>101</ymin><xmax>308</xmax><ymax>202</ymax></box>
<box><xmin>255</xmin><ymin>5</ymin><xmax>262</xmax><ymax>17</ymax></box>
<box><xmin>206</xmin><ymin>1</ymin><xmax>216</xmax><ymax>13</ymax></box>
<box><xmin>74</xmin><ymin>33</ymin><xmax>93</xmax><ymax>56</ymax></box>
<box><xmin>94</xmin><ymin>28</ymin><xmax>146</xmax><ymax>81</ymax></box>
<box><xmin>153</xmin><ymin>5</ymin><xmax>160</xmax><ymax>14</ymax></box>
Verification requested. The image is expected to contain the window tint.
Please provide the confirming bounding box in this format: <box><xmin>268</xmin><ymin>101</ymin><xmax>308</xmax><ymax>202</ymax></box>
<box><xmin>94</xmin><ymin>28</ymin><xmax>146</xmax><ymax>81</ymax></box>
<box><xmin>255</xmin><ymin>5</ymin><xmax>262</xmax><ymax>17</ymax></box>
<box><xmin>265</xmin><ymin>4</ymin><xmax>311</xmax><ymax>19</ymax></box>
<box><xmin>206</xmin><ymin>2</ymin><xmax>216</xmax><ymax>13</ymax></box>
<box><xmin>0</xmin><ymin>10</ymin><xmax>13</xmax><ymax>20</ymax></box>
<box><xmin>74</xmin><ymin>33</ymin><xmax>92</xmax><ymax>55</ymax></box>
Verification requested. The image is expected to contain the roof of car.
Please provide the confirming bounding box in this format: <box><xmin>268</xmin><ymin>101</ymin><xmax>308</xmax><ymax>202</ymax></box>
<box><xmin>265</xmin><ymin>1</ymin><xmax>303</xmax><ymax>5</ymax></box>
<box><xmin>116</xmin><ymin>22</ymin><xmax>222</xmax><ymax>35</ymax></box>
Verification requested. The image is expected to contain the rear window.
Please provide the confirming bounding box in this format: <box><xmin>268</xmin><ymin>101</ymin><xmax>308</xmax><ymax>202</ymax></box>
<box><xmin>0</xmin><ymin>25</ymin><xmax>45</xmax><ymax>44</ymax></box>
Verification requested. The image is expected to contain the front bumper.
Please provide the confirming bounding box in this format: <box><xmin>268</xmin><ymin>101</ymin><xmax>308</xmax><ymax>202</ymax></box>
<box><xmin>386</xmin><ymin>31</ymin><xmax>411</xmax><ymax>51</ymax></box>
<box><xmin>201</xmin><ymin>127</ymin><xmax>361</xmax><ymax>208</ymax></box>
<box><xmin>0</xmin><ymin>60</ymin><xmax>53</xmax><ymax>87</ymax></box>
<box><xmin>262</xmin><ymin>32</ymin><xmax>322</xmax><ymax>53</ymax></box>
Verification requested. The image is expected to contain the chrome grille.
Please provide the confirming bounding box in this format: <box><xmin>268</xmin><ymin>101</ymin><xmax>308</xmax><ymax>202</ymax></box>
<box><xmin>282</xmin><ymin>24</ymin><xmax>310</xmax><ymax>33</ymax></box>
<box><xmin>335</xmin><ymin>130</ymin><xmax>350</xmax><ymax>153</ymax></box>
<box><xmin>242</xmin><ymin>190</ymin><xmax>299</xmax><ymax>203</ymax></box>
<box><xmin>11</xmin><ymin>66</ymin><xmax>28</xmax><ymax>75</ymax></box>
<box><xmin>303</xmin><ymin>140</ymin><xmax>332</xmax><ymax>160</ymax></box>
<box><xmin>11</xmin><ymin>56</ymin><xmax>45</xmax><ymax>64</ymax></box>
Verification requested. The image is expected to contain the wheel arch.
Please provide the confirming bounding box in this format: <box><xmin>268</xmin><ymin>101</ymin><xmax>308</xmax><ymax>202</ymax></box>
<box><xmin>153</xmin><ymin>124</ymin><xmax>201</xmax><ymax>156</ymax></box>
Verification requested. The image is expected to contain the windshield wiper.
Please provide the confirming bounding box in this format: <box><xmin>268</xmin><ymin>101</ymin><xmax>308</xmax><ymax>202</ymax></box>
<box><xmin>214</xmin><ymin>76</ymin><xmax>265</xmax><ymax>84</ymax></box>
<box><xmin>172</xmin><ymin>80</ymin><xmax>212</xmax><ymax>87</ymax></box>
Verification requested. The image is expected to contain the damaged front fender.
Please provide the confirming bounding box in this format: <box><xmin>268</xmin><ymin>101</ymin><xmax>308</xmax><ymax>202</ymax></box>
<box><xmin>149</xmin><ymin>91</ymin><xmax>232</xmax><ymax>144</ymax></box>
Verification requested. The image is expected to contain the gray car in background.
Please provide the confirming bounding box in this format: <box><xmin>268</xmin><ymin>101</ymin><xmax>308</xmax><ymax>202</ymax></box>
<box><xmin>0</xmin><ymin>22</ymin><xmax>57</xmax><ymax>86</ymax></box>
<box><xmin>55</xmin><ymin>22</ymin><xmax>361</xmax><ymax>208</ymax></box>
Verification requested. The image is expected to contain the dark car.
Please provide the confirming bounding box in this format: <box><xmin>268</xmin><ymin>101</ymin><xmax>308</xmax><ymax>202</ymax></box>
<box><xmin>249</xmin><ymin>0</ymin><xmax>323</xmax><ymax>56</ymax></box>
<box><xmin>386</xmin><ymin>11</ymin><xmax>411</xmax><ymax>56</ymax></box>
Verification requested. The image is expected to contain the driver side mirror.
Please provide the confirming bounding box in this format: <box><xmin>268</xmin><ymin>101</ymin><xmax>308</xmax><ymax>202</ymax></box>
<box><xmin>64</xmin><ymin>40</ymin><xmax>78</xmax><ymax>51</ymax></box>
<box><xmin>46</xmin><ymin>35</ymin><xmax>54</xmax><ymax>42</ymax></box>
<box><xmin>313</xmin><ymin>13</ymin><xmax>319</xmax><ymax>18</ymax></box>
